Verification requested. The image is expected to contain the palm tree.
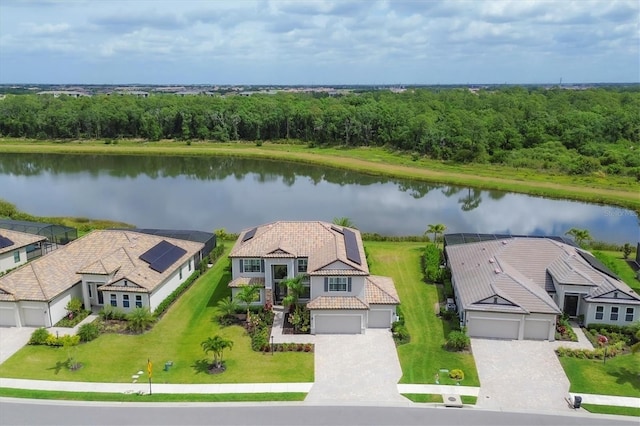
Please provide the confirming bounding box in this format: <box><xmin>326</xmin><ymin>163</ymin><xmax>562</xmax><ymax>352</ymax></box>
<box><xmin>426</xmin><ymin>223</ymin><xmax>447</xmax><ymax>248</ymax></box>
<box><xmin>236</xmin><ymin>284</ymin><xmax>260</xmax><ymax>320</ymax></box>
<box><xmin>216</xmin><ymin>296</ymin><xmax>240</xmax><ymax>319</ymax></box>
<box><xmin>282</xmin><ymin>275</ymin><xmax>305</xmax><ymax>312</ymax></box>
<box><xmin>565</xmin><ymin>228</ymin><xmax>592</xmax><ymax>247</ymax></box>
<box><xmin>201</xmin><ymin>335</ymin><xmax>234</xmax><ymax>369</ymax></box>
<box><xmin>332</xmin><ymin>217</ymin><xmax>355</xmax><ymax>228</ymax></box>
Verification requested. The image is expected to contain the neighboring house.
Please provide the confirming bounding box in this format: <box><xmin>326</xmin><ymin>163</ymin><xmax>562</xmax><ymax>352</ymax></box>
<box><xmin>121</xmin><ymin>229</ymin><xmax>216</xmax><ymax>261</ymax></box>
<box><xmin>445</xmin><ymin>236</ymin><xmax>640</xmax><ymax>341</ymax></box>
<box><xmin>0</xmin><ymin>229</ymin><xmax>47</xmax><ymax>274</ymax></box>
<box><xmin>0</xmin><ymin>230</ymin><xmax>205</xmax><ymax>327</ymax></box>
<box><xmin>228</xmin><ymin>221</ymin><xmax>400</xmax><ymax>334</ymax></box>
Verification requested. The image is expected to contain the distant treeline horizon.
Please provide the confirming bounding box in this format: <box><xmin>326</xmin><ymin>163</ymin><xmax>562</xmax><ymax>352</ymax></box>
<box><xmin>1</xmin><ymin>87</ymin><xmax>639</xmax><ymax>178</ymax></box>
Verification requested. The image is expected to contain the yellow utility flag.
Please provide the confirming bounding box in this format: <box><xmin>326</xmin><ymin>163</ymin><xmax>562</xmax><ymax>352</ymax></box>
<box><xmin>147</xmin><ymin>359</ymin><xmax>153</xmax><ymax>378</ymax></box>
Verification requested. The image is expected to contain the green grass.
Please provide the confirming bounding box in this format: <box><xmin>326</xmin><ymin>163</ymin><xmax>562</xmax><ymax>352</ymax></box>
<box><xmin>402</xmin><ymin>394</ymin><xmax>477</xmax><ymax>404</ymax></box>
<box><xmin>0</xmin><ymin>387</ymin><xmax>306</xmax><ymax>402</ymax></box>
<box><xmin>364</xmin><ymin>242</ymin><xmax>479</xmax><ymax>387</ymax></box>
<box><xmin>0</xmin><ymin>252</ymin><xmax>313</xmax><ymax>383</ymax></box>
<box><xmin>559</xmin><ymin>353</ymin><xmax>640</xmax><ymax>397</ymax></box>
<box><xmin>1</xmin><ymin>139</ymin><xmax>638</xmax><ymax>210</ymax></box>
<box><xmin>593</xmin><ymin>250</ymin><xmax>640</xmax><ymax>293</ymax></box>
<box><xmin>582</xmin><ymin>404</ymin><xmax>640</xmax><ymax>417</ymax></box>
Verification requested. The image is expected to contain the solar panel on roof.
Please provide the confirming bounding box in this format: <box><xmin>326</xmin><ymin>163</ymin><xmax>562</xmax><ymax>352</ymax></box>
<box><xmin>149</xmin><ymin>246</ymin><xmax>187</xmax><ymax>273</ymax></box>
<box><xmin>343</xmin><ymin>228</ymin><xmax>361</xmax><ymax>265</ymax></box>
<box><xmin>576</xmin><ymin>251</ymin><xmax>619</xmax><ymax>280</ymax></box>
<box><xmin>0</xmin><ymin>235</ymin><xmax>14</xmax><ymax>249</ymax></box>
<box><xmin>242</xmin><ymin>228</ymin><xmax>257</xmax><ymax>242</ymax></box>
<box><xmin>139</xmin><ymin>240</ymin><xmax>174</xmax><ymax>264</ymax></box>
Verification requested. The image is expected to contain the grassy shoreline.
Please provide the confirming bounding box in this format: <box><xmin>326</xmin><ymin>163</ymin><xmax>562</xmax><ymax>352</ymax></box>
<box><xmin>1</xmin><ymin>139</ymin><xmax>639</xmax><ymax>210</ymax></box>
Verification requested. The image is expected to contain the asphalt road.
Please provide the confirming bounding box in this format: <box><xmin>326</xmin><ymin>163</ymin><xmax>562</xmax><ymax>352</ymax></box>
<box><xmin>1</xmin><ymin>400</ymin><xmax>636</xmax><ymax>426</ymax></box>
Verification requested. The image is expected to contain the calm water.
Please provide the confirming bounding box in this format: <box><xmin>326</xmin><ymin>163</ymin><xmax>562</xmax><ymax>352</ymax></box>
<box><xmin>0</xmin><ymin>153</ymin><xmax>637</xmax><ymax>244</ymax></box>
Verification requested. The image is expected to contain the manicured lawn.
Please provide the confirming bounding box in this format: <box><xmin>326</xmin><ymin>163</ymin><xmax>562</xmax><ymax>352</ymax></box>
<box><xmin>0</xmin><ymin>250</ymin><xmax>313</xmax><ymax>383</ymax></box>
<box><xmin>0</xmin><ymin>387</ymin><xmax>306</xmax><ymax>402</ymax></box>
<box><xmin>402</xmin><ymin>394</ymin><xmax>477</xmax><ymax>404</ymax></box>
<box><xmin>582</xmin><ymin>404</ymin><xmax>640</xmax><ymax>417</ymax></box>
<box><xmin>364</xmin><ymin>242</ymin><xmax>479</xmax><ymax>387</ymax></box>
<box><xmin>559</xmin><ymin>353</ymin><xmax>640</xmax><ymax>397</ymax></box>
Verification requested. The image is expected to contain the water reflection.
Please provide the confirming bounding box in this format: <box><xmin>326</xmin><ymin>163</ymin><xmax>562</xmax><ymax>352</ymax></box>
<box><xmin>0</xmin><ymin>153</ymin><xmax>637</xmax><ymax>244</ymax></box>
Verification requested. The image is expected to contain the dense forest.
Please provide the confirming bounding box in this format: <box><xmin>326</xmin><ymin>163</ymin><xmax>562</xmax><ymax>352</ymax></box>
<box><xmin>1</xmin><ymin>87</ymin><xmax>639</xmax><ymax>177</ymax></box>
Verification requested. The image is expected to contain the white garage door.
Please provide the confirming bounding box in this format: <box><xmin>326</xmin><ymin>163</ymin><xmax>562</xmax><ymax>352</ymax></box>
<box><xmin>368</xmin><ymin>310</ymin><xmax>392</xmax><ymax>328</ymax></box>
<box><xmin>315</xmin><ymin>315</ymin><xmax>362</xmax><ymax>334</ymax></box>
<box><xmin>22</xmin><ymin>307</ymin><xmax>45</xmax><ymax>327</ymax></box>
<box><xmin>468</xmin><ymin>318</ymin><xmax>519</xmax><ymax>340</ymax></box>
<box><xmin>524</xmin><ymin>319</ymin><xmax>551</xmax><ymax>340</ymax></box>
<box><xmin>0</xmin><ymin>306</ymin><xmax>17</xmax><ymax>326</ymax></box>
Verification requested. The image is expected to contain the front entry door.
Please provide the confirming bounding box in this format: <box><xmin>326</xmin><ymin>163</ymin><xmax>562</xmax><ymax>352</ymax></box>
<box><xmin>272</xmin><ymin>265</ymin><xmax>288</xmax><ymax>303</ymax></box>
<box><xmin>564</xmin><ymin>295</ymin><xmax>579</xmax><ymax>317</ymax></box>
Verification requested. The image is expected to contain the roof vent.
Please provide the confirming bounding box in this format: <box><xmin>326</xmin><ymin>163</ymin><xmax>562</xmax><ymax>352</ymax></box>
<box><xmin>502</xmin><ymin>241</ymin><xmax>508</xmax><ymax>245</ymax></box>
<box><xmin>494</xmin><ymin>268</ymin><xmax>501</xmax><ymax>274</ymax></box>
<box><xmin>489</xmin><ymin>258</ymin><xmax>495</xmax><ymax>263</ymax></box>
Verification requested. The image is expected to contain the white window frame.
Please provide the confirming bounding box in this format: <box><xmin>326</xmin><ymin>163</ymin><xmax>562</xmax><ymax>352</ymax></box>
<box><xmin>243</xmin><ymin>259</ymin><xmax>262</xmax><ymax>273</ymax></box>
<box><xmin>123</xmin><ymin>294</ymin><xmax>130</xmax><ymax>308</ymax></box>
<box><xmin>110</xmin><ymin>294</ymin><xmax>117</xmax><ymax>307</ymax></box>
<box><xmin>328</xmin><ymin>277</ymin><xmax>348</xmax><ymax>292</ymax></box>
<box><xmin>13</xmin><ymin>251</ymin><xmax>20</xmax><ymax>263</ymax></box>
<box><xmin>610</xmin><ymin>306</ymin><xmax>619</xmax><ymax>321</ymax></box>
<box><xmin>135</xmin><ymin>295</ymin><xmax>142</xmax><ymax>308</ymax></box>
<box><xmin>625</xmin><ymin>307</ymin><xmax>634</xmax><ymax>322</ymax></box>
<box><xmin>595</xmin><ymin>305</ymin><xmax>604</xmax><ymax>320</ymax></box>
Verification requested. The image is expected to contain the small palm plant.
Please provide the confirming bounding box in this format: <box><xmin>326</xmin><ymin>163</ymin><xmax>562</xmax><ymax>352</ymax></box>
<box><xmin>236</xmin><ymin>284</ymin><xmax>260</xmax><ymax>321</ymax></box>
<box><xmin>201</xmin><ymin>335</ymin><xmax>234</xmax><ymax>370</ymax></box>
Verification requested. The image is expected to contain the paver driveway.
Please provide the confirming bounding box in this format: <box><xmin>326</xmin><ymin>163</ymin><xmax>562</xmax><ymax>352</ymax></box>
<box><xmin>305</xmin><ymin>329</ymin><xmax>408</xmax><ymax>405</ymax></box>
<box><xmin>472</xmin><ymin>338</ymin><xmax>584</xmax><ymax>412</ymax></box>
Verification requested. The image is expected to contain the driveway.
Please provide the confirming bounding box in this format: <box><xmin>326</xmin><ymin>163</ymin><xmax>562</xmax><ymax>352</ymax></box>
<box><xmin>305</xmin><ymin>329</ymin><xmax>408</xmax><ymax>405</ymax></box>
<box><xmin>471</xmin><ymin>337</ymin><xmax>589</xmax><ymax>412</ymax></box>
<box><xmin>0</xmin><ymin>327</ymin><xmax>34</xmax><ymax>364</ymax></box>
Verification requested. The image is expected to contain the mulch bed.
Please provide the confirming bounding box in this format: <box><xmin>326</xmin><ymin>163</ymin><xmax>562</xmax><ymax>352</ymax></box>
<box><xmin>282</xmin><ymin>312</ymin><xmax>310</xmax><ymax>335</ymax></box>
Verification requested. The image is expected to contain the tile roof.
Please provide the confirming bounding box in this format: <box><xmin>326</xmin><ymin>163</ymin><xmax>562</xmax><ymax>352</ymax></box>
<box><xmin>228</xmin><ymin>277</ymin><xmax>266</xmax><ymax>288</ymax></box>
<box><xmin>229</xmin><ymin>221</ymin><xmax>368</xmax><ymax>275</ymax></box>
<box><xmin>306</xmin><ymin>296</ymin><xmax>369</xmax><ymax>310</ymax></box>
<box><xmin>0</xmin><ymin>229</ymin><xmax>46</xmax><ymax>255</ymax></box>
<box><xmin>365</xmin><ymin>275</ymin><xmax>400</xmax><ymax>304</ymax></box>
<box><xmin>0</xmin><ymin>230</ymin><xmax>203</xmax><ymax>302</ymax></box>
<box><xmin>446</xmin><ymin>238</ymin><xmax>640</xmax><ymax>315</ymax></box>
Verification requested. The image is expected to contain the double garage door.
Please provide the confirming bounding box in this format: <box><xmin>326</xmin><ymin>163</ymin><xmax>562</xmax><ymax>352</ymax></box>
<box><xmin>468</xmin><ymin>316</ymin><xmax>552</xmax><ymax>340</ymax></box>
<box><xmin>314</xmin><ymin>315</ymin><xmax>362</xmax><ymax>334</ymax></box>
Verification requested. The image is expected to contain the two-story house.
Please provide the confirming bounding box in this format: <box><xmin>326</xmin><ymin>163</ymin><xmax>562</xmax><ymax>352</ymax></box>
<box><xmin>228</xmin><ymin>221</ymin><xmax>400</xmax><ymax>334</ymax></box>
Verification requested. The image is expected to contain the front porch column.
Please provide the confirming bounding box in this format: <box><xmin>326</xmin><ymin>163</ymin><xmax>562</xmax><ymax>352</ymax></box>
<box><xmin>81</xmin><ymin>281</ymin><xmax>91</xmax><ymax>311</ymax></box>
<box><xmin>265</xmin><ymin>289</ymin><xmax>273</xmax><ymax>305</ymax></box>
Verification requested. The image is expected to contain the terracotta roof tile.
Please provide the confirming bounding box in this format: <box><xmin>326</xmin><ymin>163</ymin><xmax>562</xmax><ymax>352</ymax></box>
<box><xmin>307</xmin><ymin>296</ymin><xmax>369</xmax><ymax>310</ymax></box>
<box><xmin>366</xmin><ymin>275</ymin><xmax>400</xmax><ymax>304</ymax></box>
<box><xmin>0</xmin><ymin>229</ymin><xmax>46</xmax><ymax>255</ymax></box>
<box><xmin>228</xmin><ymin>277</ymin><xmax>266</xmax><ymax>288</ymax></box>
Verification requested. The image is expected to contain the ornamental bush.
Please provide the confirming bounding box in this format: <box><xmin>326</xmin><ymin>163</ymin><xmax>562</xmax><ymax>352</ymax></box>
<box><xmin>445</xmin><ymin>330</ymin><xmax>470</xmax><ymax>351</ymax></box>
<box><xmin>77</xmin><ymin>322</ymin><xmax>100</xmax><ymax>342</ymax></box>
<box><xmin>29</xmin><ymin>327</ymin><xmax>50</xmax><ymax>345</ymax></box>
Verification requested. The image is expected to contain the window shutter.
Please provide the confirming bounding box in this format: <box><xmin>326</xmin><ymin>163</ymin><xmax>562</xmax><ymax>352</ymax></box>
<box><xmin>239</xmin><ymin>259</ymin><xmax>244</xmax><ymax>273</ymax></box>
<box><xmin>261</xmin><ymin>259</ymin><xmax>265</xmax><ymax>273</ymax></box>
<box><xmin>324</xmin><ymin>277</ymin><xmax>328</xmax><ymax>292</ymax></box>
<box><xmin>348</xmin><ymin>277</ymin><xmax>352</xmax><ymax>292</ymax></box>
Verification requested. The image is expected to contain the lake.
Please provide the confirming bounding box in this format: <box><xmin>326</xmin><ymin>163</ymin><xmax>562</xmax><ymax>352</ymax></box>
<box><xmin>0</xmin><ymin>153</ymin><xmax>637</xmax><ymax>244</ymax></box>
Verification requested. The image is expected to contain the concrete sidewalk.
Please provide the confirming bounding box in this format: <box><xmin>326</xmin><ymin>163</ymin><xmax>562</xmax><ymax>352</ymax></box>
<box><xmin>397</xmin><ymin>384</ymin><xmax>480</xmax><ymax>397</ymax></box>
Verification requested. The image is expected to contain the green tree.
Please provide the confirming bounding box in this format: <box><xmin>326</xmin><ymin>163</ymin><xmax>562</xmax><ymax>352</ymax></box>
<box><xmin>201</xmin><ymin>335</ymin><xmax>234</xmax><ymax>369</ymax></box>
<box><xmin>235</xmin><ymin>284</ymin><xmax>261</xmax><ymax>320</ymax></box>
<box><xmin>126</xmin><ymin>307</ymin><xmax>155</xmax><ymax>333</ymax></box>
<box><xmin>216</xmin><ymin>296</ymin><xmax>240</xmax><ymax>319</ymax></box>
<box><xmin>565</xmin><ymin>228</ymin><xmax>593</xmax><ymax>247</ymax></box>
<box><xmin>281</xmin><ymin>275</ymin><xmax>305</xmax><ymax>311</ymax></box>
<box><xmin>332</xmin><ymin>217</ymin><xmax>355</xmax><ymax>228</ymax></box>
<box><xmin>426</xmin><ymin>223</ymin><xmax>447</xmax><ymax>248</ymax></box>
<box><xmin>622</xmin><ymin>243</ymin><xmax>633</xmax><ymax>259</ymax></box>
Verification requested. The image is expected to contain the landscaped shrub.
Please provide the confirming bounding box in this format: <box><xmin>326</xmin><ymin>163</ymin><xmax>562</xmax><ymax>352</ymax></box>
<box><xmin>127</xmin><ymin>307</ymin><xmax>155</xmax><ymax>333</ymax></box>
<box><xmin>77</xmin><ymin>322</ymin><xmax>100</xmax><ymax>342</ymax></box>
<box><xmin>440</xmin><ymin>308</ymin><xmax>457</xmax><ymax>321</ymax></box>
<box><xmin>392</xmin><ymin>322</ymin><xmax>410</xmax><ymax>345</ymax></box>
<box><xmin>29</xmin><ymin>327</ymin><xmax>50</xmax><ymax>345</ymax></box>
<box><xmin>251</xmin><ymin>327</ymin><xmax>270</xmax><ymax>352</ymax></box>
<box><xmin>289</xmin><ymin>305</ymin><xmax>310</xmax><ymax>333</ymax></box>
<box><xmin>445</xmin><ymin>330</ymin><xmax>470</xmax><ymax>351</ymax></box>
<box><xmin>423</xmin><ymin>244</ymin><xmax>444</xmax><ymax>283</ymax></box>
<box><xmin>555</xmin><ymin>316</ymin><xmax>578</xmax><ymax>341</ymax></box>
<box><xmin>99</xmin><ymin>305</ymin><xmax>126</xmax><ymax>321</ymax></box>
<box><xmin>449</xmin><ymin>369</ymin><xmax>465</xmax><ymax>381</ymax></box>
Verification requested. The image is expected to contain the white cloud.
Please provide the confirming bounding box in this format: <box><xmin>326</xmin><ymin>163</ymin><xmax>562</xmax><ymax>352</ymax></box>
<box><xmin>0</xmin><ymin>0</ymin><xmax>637</xmax><ymax>83</ymax></box>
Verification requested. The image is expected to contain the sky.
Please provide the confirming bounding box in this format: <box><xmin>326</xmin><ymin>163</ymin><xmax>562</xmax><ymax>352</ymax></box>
<box><xmin>0</xmin><ymin>0</ymin><xmax>638</xmax><ymax>85</ymax></box>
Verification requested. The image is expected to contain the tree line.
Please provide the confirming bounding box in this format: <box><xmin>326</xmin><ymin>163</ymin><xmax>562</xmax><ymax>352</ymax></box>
<box><xmin>0</xmin><ymin>87</ymin><xmax>639</xmax><ymax>177</ymax></box>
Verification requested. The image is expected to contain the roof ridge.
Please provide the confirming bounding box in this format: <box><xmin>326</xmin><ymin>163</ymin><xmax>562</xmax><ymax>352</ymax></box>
<box><xmin>367</xmin><ymin>276</ymin><xmax>395</xmax><ymax>301</ymax></box>
<box><xmin>29</xmin><ymin>262</ymin><xmax>48</xmax><ymax>300</ymax></box>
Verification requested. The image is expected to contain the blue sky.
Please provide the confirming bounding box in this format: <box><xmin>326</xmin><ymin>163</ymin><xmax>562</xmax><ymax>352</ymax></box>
<box><xmin>0</xmin><ymin>0</ymin><xmax>638</xmax><ymax>85</ymax></box>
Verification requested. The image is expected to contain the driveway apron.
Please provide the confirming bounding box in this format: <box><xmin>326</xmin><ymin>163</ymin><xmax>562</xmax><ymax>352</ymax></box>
<box><xmin>0</xmin><ymin>327</ymin><xmax>34</xmax><ymax>364</ymax></box>
<box><xmin>305</xmin><ymin>329</ymin><xmax>407</xmax><ymax>404</ymax></box>
<box><xmin>472</xmin><ymin>338</ymin><xmax>580</xmax><ymax>412</ymax></box>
